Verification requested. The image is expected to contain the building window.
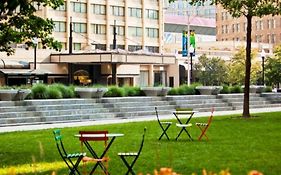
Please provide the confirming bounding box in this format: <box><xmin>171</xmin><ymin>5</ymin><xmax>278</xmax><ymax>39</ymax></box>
<box><xmin>95</xmin><ymin>44</ymin><xmax>106</xmax><ymax>50</ymax></box>
<box><xmin>111</xmin><ymin>25</ymin><xmax>125</xmax><ymax>36</ymax></box>
<box><xmin>111</xmin><ymin>6</ymin><xmax>124</xmax><ymax>16</ymax></box>
<box><xmin>92</xmin><ymin>4</ymin><xmax>106</xmax><ymax>15</ymax></box>
<box><xmin>128</xmin><ymin>26</ymin><xmax>142</xmax><ymax>37</ymax></box>
<box><xmin>73</xmin><ymin>43</ymin><xmax>81</xmax><ymax>50</ymax></box>
<box><xmin>243</xmin><ymin>22</ymin><xmax>247</xmax><ymax>32</ymax></box>
<box><xmin>56</xmin><ymin>2</ymin><xmax>66</xmax><ymax>11</ymax></box>
<box><xmin>91</xmin><ymin>24</ymin><xmax>106</xmax><ymax>34</ymax></box>
<box><xmin>72</xmin><ymin>2</ymin><xmax>87</xmax><ymax>13</ymax></box>
<box><xmin>73</xmin><ymin>23</ymin><xmax>87</xmax><ymax>33</ymax></box>
<box><xmin>128</xmin><ymin>7</ymin><xmax>142</xmax><ymax>18</ymax></box>
<box><xmin>146</xmin><ymin>28</ymin><xmax>159</xmax><ymax>38</ymax></box>
<box><xmin>272</xmin><ymin>34</ymin><xmax>276</xmax><ymax>43</ymax></box>
<box><xmin>110</xmin><ymin>45</ymin><xmax>125</xmax><ymax>50</ymax></box>
<box><xmin>54</xmin><ymin>21</ymin><xmax>66</xmax><ymax>32</ymax></box>
<box><xmin>146</xmin><ymin>9</ymin><xmax>158</xmax><ymax>19</ymax></box>
<box><xmin>128</xmin><ymin>45</ymin><xmax>142</xmax><ymax>52</ymax></box>
<box><xmin>145</xmin><ymin>46</ymin><xmax>159</xmax><ymax>53</ymax></box>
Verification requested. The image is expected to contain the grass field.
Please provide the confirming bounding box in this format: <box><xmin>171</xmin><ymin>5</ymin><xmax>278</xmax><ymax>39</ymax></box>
<box><xmin>0</xmin><ymin>111</ymin><xmax>281</xmax><ymax>175</ymax></box>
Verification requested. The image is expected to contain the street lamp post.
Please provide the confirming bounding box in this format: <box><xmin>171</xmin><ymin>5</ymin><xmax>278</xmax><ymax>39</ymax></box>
<box><xmin>261</xmin><ymin>49</ymin><xmax>266</xmax><ymax>85</ymax></box>
<box><xmin>32</xmin><ymin>37</ymin><xmax>38</xmax><ymax>70</ymax></box>
<box><xmin>189</xmin><ymin>45</ymin><xmax>195</xmax><ymax>83</ymax></box>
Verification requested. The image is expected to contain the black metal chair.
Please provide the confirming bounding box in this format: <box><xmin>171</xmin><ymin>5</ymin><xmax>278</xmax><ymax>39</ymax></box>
<box><xmin>155</xmin><ymin>107</ymin><xmax>172</xmax><ymax>140</ymax></box>
<box><xmin>118</xmin><ymin>128</ymin><xmax>146</xmax><ymax>175</ymax></box>
<box><xmin>53</xmin><ymin>129</ymin><xmax>86</xmax><ymax>175</ymax></box>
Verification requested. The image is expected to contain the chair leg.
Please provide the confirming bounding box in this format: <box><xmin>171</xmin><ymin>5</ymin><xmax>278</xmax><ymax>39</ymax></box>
<box><xmin>120</xmin><ymin>156</ymin><xmax>136</xmax><ymax>175</ymax></box>
<box><xmin>68</xmin><ymin>156</ymin><xmax>83</xmax><ymax>175</ymax></box>
<box><xmin>159</xmin><ymin>124</ymin><xmax>171</xmax><ymax>140</ymax></box>
<box><xmin>197</xmin><ymin>126</ymin><xmax>209</xmax><ymax>141</ymax></box>
<box><xmin>176</xmin><ymin>128</ymin><xmax>192</xmax><ymax>141</ymax></box>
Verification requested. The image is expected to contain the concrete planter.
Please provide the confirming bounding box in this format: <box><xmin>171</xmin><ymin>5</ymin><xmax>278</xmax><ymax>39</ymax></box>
<box><xmin>14</xmin><ymin>89</ymin><xmax>32</xmax><ymax>101</ymax></box>
<box><xmin>75</xmin><ymin>87</ymin><xmax>108</xmax><ymax>98</ymax></box>
<box><xmin>196</xmin><ymin>86</ymin><xmax>223</xmax><ymax>95</ymax></box>
<box><xmin>141</xmin><ymin>87</ymin><xmax>171</xmax><ymax>96</ymax></box>
<box><xmin>242</xmin><ymin>85</ymin><xmax>265</xmax><ymax>93</ymax></box>
<box><xmin>0</xmin><ymin>89</ymin><xmax>18</xmax><ymax>101</ymax></box>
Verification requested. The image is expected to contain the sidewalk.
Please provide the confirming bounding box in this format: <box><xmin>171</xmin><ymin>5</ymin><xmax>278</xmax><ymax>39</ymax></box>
<box><xmin>1</xmin><ymin>107</ymin><xmax>281</xmax><ymax>133</ymax></box>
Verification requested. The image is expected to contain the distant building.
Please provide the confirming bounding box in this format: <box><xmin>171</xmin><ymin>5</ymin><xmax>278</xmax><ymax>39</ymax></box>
<box><xmin>0</xmin><ymin>0</ymin><xmax>179</xmax><ymax>87</ymax></box>
<box><xmin>216</xmin><ymin>5</ymin><xmax>281</xmax><ymax>50</ymax></box>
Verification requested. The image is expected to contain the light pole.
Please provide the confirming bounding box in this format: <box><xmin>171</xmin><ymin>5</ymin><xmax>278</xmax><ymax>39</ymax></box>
<box><xmin>261</xmin><ymin>49</ymin><xmax>266</xmax><ymax>85</ymax></box>
<box><xmin>32</xmin><ymin>37</ymin><xmax>38</xmax><ymax>70</ymax></box>
<box><xmin>189</xmin><ymin>45</ymin><xmax>195</xmax><ymax>83</ymax></box>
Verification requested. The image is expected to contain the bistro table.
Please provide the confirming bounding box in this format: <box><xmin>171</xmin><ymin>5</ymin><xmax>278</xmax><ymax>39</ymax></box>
<box><xmin>75</xmin><ymin>132</ymin><xmax>124</xmax><ymax>175</ymax></box>
<box><xmin>173</xmin><ymin>110</ymin><xmax>198</xmax><ymax>140</ymax></box>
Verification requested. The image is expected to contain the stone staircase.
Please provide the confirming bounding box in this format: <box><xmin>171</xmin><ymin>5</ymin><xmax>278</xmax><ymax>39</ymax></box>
<box><xmin>217</xmin><ymin>93</ymin><xmax>281</xmax><ymax>110</ymax></box>
<box><xmin>165</xmin><ymin>95</ymin><xmax>233</xmax><ymax>112</ymax></box>
<box><xmin>0</xmin><ymin>99</ymin><xmax>114</xmax><ymax>126</ymax></box>
<box><xmin>1</xmin><ymin>93</ymin><xmax>281</xmax><ymax>127</ymax></box>
<box><xmin>99</xmin><ymin>96</ymin><xmax>176</xmax><ymax>118</ymax></box>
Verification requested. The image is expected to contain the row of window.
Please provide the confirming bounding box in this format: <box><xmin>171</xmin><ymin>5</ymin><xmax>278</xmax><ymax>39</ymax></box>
<box><xmin>221</xmin><ymin>33</ymin><xmax>281</xmax><ymax>44</ymax></box>
<box><xmin>68</xmin><ymin>43</ymin><xmax>159</xmax><ymax>53</ymax></box>
<box><xmin>221</xmin><ymin>18</ymin><xmax>279</xmax><ymax>34</ymax></box>
<box><xmin>56</xmin><ymin>2</ymin><xmax>158</xmax><ymax>19</ymax></box>
<box><xmin>54</xmin><ymin>22</ymin><xmax>159</xmax><ymax>38</ymax></box>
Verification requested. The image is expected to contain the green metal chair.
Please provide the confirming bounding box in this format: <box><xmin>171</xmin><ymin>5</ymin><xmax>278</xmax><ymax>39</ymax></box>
<box><xmin>53</xmin><ymin>129</ymin><xmax>86</xmax><ymax>175</ymax></box>
<box><xmin>118</xmin><ymin>128</ymin><xmax>146</xmax><ymax>175</ymax></box>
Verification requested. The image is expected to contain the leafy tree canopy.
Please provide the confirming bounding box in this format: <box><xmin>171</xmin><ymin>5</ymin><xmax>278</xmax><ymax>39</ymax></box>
<box><xmin>265</xmin><ymin>45</ymin><xmax>281</xmax><ymax>87</ymax></box>
<box><xmin>0</xmin><ymin>0</ymin><xmax>64</xmax><ymax>55</ymax></box>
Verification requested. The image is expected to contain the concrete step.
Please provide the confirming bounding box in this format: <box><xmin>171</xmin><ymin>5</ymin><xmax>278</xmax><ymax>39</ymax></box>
<box><xmin>166</xmin><ymin>95</ymin><xmax>217</xmax><ymax>100</ymax></box>
<box><xmin>233</xmin><ymin>103</ymin><xmax>281</xmax><ymax>110</ymax></box>
<box><xmin>104</xmin><ymin>101</ymin><xmax>173</xmax><ymax>108</ymax></box>
<box><xmin>229</xmin><ymin>101</ymin><xmax>271</xmax><ymax>107</ymax></box>
<box><xmin>101</xmin><ymin>96</ymin><xmax>163</xmax><ymax>103</ymax></box>
<box><xmin>111</xmin><ymin>105</ymin><xmax>175</xmax><ymax>113</ymax></box>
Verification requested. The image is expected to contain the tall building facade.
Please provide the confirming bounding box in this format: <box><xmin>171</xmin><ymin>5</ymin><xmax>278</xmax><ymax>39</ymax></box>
<box><xmin>216</xmin><ymin>6</ymin><xmax>281</xmax><ymax>47</ymax></box>
<box><xmin>35</xmin><ymin>0</ymin><xmax>164</xmax><ymax>53</ymax></box>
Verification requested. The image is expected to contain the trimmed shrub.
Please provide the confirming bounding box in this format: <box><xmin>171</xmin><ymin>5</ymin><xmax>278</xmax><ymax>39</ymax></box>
<box><xmin>230</xmin><ymin>85</ymin><xmax>243</xmax><ymax>93</ymax></box>
<box><xmin>123</xmin><ymin>86</ymin><xmax>142</xmax><ymax>96</ymax></box>
<box><xmin>103</xmin><ymin>86</ymin><xmax>126</xmax><ymax>97</ymax></box>
<box><xmin>47</xmin><ymin>86</ymin><xmax>63</xmax><ymax>99</ymax></box>
<box><xmin>177</xmin><ymin>85</ymin><xmax>196</xmax><ymax>95</ymax></box>
<box><xmin>168</xmin><ymin>88</ymin><xmax>179</xmax><ymax>95</ymax></box>
<box><xmin>220</xmin><ymin>85</ymin><xmax>231</xmax><ymax>94</ymax></box>
<box><xmin>264</xmin><ymin>86</ymin><xmax>272</xmax><ymax>92</ymax></box>
<box><xmin>31</xmin><ymin>84</ymin><xmax>48</xmax><ymax>99</ymax></box>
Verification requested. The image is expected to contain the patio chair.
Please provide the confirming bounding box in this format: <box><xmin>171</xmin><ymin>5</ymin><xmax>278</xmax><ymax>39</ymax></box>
<box><xmin>174</xmin><ymin>108</ymin><xmax>194</xmax><ymax>141</ymax></box>
<box><xmin>196</xmin><ymin>108</ymin><xmax>215</xmax><ymax>141</ymax></box>
<box><xmin>155</xmin><ymin>107</ymin><xmax>172</xmax><ymax>140</ymax></box>
<box><xmin>118</xmin><ymin>127</ymin><xmax>146</xmax><ymax>175</ymax></box>
<box><xmin>53</xmin><ymin>129</ymin><xmax>88</xmax><ymax>175</ymax></box>
<box><xmin>78</xmin><ymin>130</ymin><xmax>109</xmax><ymax>175</ymax></box>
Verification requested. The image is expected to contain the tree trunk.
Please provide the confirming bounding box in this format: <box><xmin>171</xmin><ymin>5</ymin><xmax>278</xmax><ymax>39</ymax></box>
<box><xmin>243</xmin><ymin>15</ymin><xmax>252</xmax><ymax>118</ymax></box>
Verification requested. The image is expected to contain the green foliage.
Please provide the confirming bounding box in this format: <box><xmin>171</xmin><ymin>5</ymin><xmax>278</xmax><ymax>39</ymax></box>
<box><xmin>195</xmin><ymin>54</ymin><xmax>229</xmax><ymax>85</ymax></box>
<box><xmin>103</xmin><ymin>86</ymin><xmax>126</xmax><ymax>97</ymax></box>
<box><xmin>0</xmin><ymin>0</ymin><xmax>63</xmax><ymax>54</ymax></box>
<box><xmin>220</xmin><ymin>85</ymin><xmax>231</xmax><ymax>94</ymax></box>
<box><xmin>49</xmin><ymin>83</ymin><xmax>75</xmax><ymax>98</ymax></box>
<box><xmin>167</xmin><ymin>88</ymin><xmax>179</xmax><ymax>95</ymax></box>
<box><xmin>1</xmin><ymin>112</ymin><xmax>281</xmax><ymax>174</ymax></box>
<box><xmin>230</xmin><ymin>85</ymin><xmax>243</xmax><ymax>93</ymax></box>
<box><xmin>123</xmin><ymin>86</ymin><xmax>142</xmax><ymax>96</ymax></box>
<box><xmin>265</xmin><ymin>45</ymin><xmax>281</xmax><ymax>87</ymax></box>
<box><xmin>31</xmin><ymin>84</ymin><xmax>48</xmax><ymax>99</ymax></box>
<box><xmin>264</xmin><ymin>86</ymin><xmax>272</xmax><ymax>92</ymax></box>
<box><xmin>47</xmin><ymin>86</ymin><xmax>63</xmax><ymax>99</ymax></box>
<box><xmin>177</xmin><ymin>84</ymin><xmax>196</xmax><ymax>95</ymax></box>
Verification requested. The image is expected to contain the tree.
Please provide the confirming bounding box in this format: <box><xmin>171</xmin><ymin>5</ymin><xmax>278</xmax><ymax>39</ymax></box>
<box><xmin>169</xmin><ymin>0</ymin><xmax>281</xmax><ymax>117</ymax></box>
<box><xmin>229</xmin><ymin>47</ymin><xmax>260</xmax><ymax>85</ymax></box>
<box><xmin>0</xmin><ymin>0</ymin><xmax>63</xmax><ymax>55</ymax></box>
<box><xmin>265</xmin><ymin>45</ymin><xmax>281</xmax><ymax>88</ymax></box>
<box><xmin>194</xmin><ymin>54</ymin><xmax>229</xmax><ymax>85</ymax></box>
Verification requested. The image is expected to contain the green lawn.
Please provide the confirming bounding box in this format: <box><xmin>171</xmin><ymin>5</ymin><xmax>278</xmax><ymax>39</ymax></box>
<box><xmin>0</xmin><ymin>112</ymin><xmax>281</xmax><ymax>175</ymax></box>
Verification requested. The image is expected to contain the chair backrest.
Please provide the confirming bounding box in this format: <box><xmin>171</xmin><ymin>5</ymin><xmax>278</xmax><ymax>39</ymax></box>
<box><xmin>155</xmin><ymin>107</ymin><xmax>162</xmax><ymax>125</ymax></box>
<box><xmin>53</xmin><ymin>129</ymin><xmax>68</xmax><ymax>158</ymax></box>
<box><xmin>79</xmin><ymin>130</ymin><xmax>108</xmax><ymax>142</ymax></box>
<box><xmin>137</xmin><ymin>127</ymin><xmax>147</xmax><ymax>156</ymax></box>
<box><xmin>207</xmin><ymin>108</ymin><xmax>215</xmax><ymax>126</ymax></box>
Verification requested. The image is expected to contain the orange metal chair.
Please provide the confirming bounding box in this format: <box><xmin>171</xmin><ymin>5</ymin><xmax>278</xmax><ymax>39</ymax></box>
<box><xmin>196</xmin><ymin>108</ymin><xmax>215</xmax><ymax>141</ymax></box>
